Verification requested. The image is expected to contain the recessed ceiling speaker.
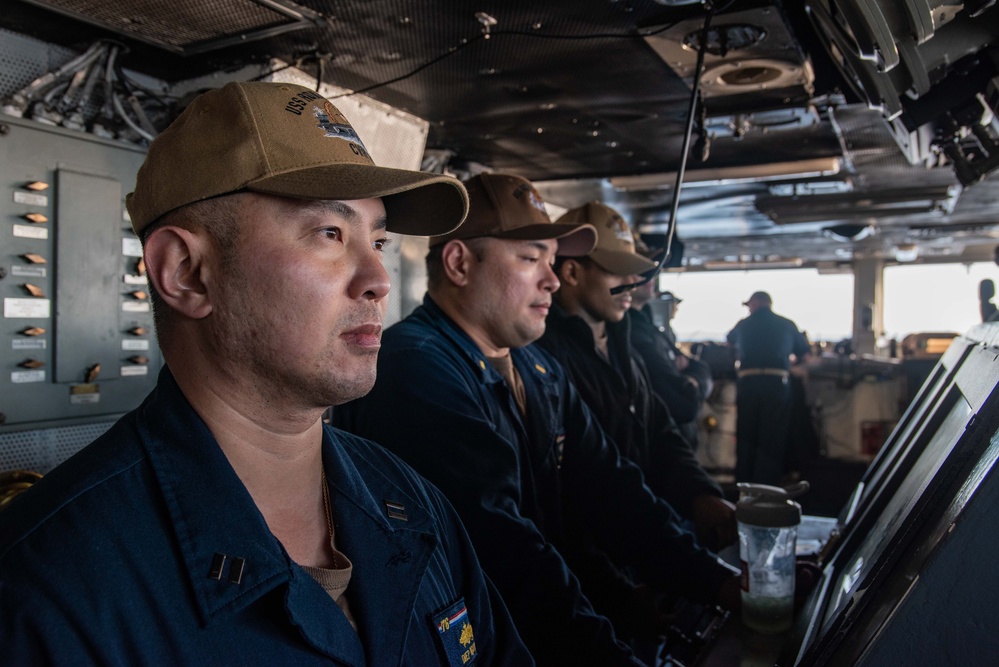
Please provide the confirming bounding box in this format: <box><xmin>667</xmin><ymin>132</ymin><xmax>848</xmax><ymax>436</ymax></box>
<box><xmin>700</xmin><ymin>58</ymin><xmax>812</xmax><ymax>96</ymax></box>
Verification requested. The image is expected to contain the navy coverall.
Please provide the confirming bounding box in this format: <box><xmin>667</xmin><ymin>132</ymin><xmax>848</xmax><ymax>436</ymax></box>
<box><xmin>626</xmin><ymin>306</ymin><xmax>713</xmax><ymax>449</ymax></box>
<box><xmin>538</xmin><ymin>304</ymin><xmax>724</xmax><ymax>638</ymax></box>
<box><xmin>336</xmin><ymin>297</ymin><xmax>736</xmax><ymax>666</ymax></box>
<box><xmin>540</xmin><ymin>304</ymin><xmax>721</xmax><ymax>517</ymax></box>
<box><xmin>0</xmin><ymin>368</ymin><xmax>530</xmax><ymax>666</ymax></box>
<box><xmin>726</xmin><ymin>307</ymin><xmax>810</xmax><ymax>484</ymax></box>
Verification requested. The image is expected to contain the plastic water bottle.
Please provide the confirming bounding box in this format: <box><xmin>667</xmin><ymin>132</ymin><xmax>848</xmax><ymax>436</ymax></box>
<box><xmin>737</xmin><ymin>492</ymin><xmax>801</xmax><ymax>634</ymax></box>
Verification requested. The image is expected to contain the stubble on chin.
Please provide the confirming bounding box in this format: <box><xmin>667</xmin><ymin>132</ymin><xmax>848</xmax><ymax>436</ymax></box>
<box><xmin>322</xmin><ymin>361</ymin><xmax>378</xmax><ymax>407</ymax></box>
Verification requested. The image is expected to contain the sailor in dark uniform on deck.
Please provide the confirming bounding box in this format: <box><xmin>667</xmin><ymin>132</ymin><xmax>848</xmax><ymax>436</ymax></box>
<box><xmin>726</xmin><ymin>291</ymin><xmax>811</xmax><ymax>485</ymax></box>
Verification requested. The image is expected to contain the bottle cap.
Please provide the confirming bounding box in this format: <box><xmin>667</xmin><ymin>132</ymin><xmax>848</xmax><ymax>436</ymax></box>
<box><xmin>736</xmin><ymin>497</ymin><xmax>802</xmax><ymax>528</ymax></box>
<box><xmin>736</xmin><ymin>480</ymin><xmax>810</xmax><ymax>501</ymax></box>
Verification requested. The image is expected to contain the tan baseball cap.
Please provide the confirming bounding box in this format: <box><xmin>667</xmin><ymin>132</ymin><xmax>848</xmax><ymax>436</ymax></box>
<box><xmin>428</xmin><ymin>173</ymin><xmax>596</xmax><ymax>256</ymax></box>
<box><xmin>125</xmin><ymin>81</ymin><xmax>468</xmax><ymax>237</ymax></box>
<box><xmin>556</xmin><ymin>202</ymin><xmax>657</xmax><ymax>275</ymax></box>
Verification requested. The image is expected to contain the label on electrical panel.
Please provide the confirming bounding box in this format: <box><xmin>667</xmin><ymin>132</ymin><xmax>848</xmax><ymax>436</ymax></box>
<box><xmin>12</xmin><ymin>339</ymin><xmax>46</xmax><ymax>350</ymax></box>
<box><xmin>4</xmin><ymin>298</ymin><xmax>51</xmax><ymax>318</ymax></box>
<box><xmin>122</xmin><ymin>237</ymin><xmax>143</xmax><ymax>257</ymax></box>
<box><xmin>13</xmin><ymin>224</ymin><xmax>48</xmax><ymax>240</ymax></box>
<box><xmin>122</xmin><ymin>301</ymin><xmax>151</xmax><ymax>313</ymax></box>
<box><xmin>11</xmin><ymin>265</ymin><xmax>47</xmax><ymax>278</ymax></box>
<box><xmin>69</xmin><ymin>384</ymin><xmax>100</xmax><ymax>405</ymax></box>
<box><xmin>121</xmin><ymin>339</ymin><xmax>150</xmax><ymax>351</ymax></box>
<box><xmin>120</xmin><ymin>365</ymin><xmax>148</xmax><ymax>377</ymax></box>
<box><xmin>13</xmin><ymin>191</ymin><xmax>48</xmax><ymax>206</ymax></box>
<box><xmin>12</xmin><ymin>369</ymin><xmax>46</xmax><ymax>383</ymax></box>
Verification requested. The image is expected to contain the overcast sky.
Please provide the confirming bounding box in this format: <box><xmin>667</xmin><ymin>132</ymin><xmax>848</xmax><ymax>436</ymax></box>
<box><xmin>661</xmin><ymin>262</ymin><xmax>994</xmax><ymax>344</ymax></box>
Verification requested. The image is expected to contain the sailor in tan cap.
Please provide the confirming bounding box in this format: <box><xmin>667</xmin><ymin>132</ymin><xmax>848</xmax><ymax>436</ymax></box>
<box><xmin>538</xmin><ymin>200</ymin><xmax>738</xmax><ymax>643</ymax></box>
<box><xmin>0</xmin><ymin>82</ymin><xmax>531</xmax><ymax>665</ymax></box>
<box><xmin>336</xmin><ymin>176</ymin><xmax>741</xmax><ymax>665</ymax></box>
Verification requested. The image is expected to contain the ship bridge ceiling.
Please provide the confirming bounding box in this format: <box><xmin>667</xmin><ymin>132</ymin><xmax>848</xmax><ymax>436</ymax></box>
<box><xmin>3</xmin><ymin>0</ymin><xmax>998</xmax><ymax>269</ymax></box>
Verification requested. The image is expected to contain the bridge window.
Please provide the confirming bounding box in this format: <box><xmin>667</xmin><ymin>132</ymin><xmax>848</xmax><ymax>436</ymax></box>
<box><xmin>661</xmin><ymin>269</ymin><xmax>853</xmax><ymax>343</ymax></box>
<box><xmin>884</xmin><ymin>263</ymin><xmax>996</xmax><ymax>340</ymax></box>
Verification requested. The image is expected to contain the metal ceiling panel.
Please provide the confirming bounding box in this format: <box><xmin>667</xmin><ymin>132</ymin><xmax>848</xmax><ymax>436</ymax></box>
<box><xmin>18</xmin><ymin>0</ymin><xmax>322</xmax><ymax>54</ymax></box>
<box><xmin>2</xmin><ymin>0</ymin><xmax>997</xmax><ymax>266</ymax></box>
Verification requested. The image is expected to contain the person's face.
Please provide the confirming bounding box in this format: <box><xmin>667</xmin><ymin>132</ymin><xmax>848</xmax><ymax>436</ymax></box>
<box><xmin>574</xmin><ymin>260</ymin><xmax>639</xmax><ymax>324</ymax></box>
<box><xmin>631</xmin><ymin>278</ymin><xmax>657</xmax><ymax>308</ymax></box>
<box><xmin>210</xmin><ymin>193</ymin><xmax>390</xmax><ymax>408</ymax></box>
<box><xmin>462</xmin><ymin>237</ymin><xmax>560</xmax><ymax>350</ymax></box>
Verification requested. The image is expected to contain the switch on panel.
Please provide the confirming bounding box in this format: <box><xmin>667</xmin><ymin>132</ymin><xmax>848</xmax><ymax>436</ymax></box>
<box><xmin>22</xmin><ymin>283</ymin><xmax>45</xmax><ymax>297</ymax></box>
<box><xmin>85</xmin><ymin>363</ymin><xmax>101</xmax><ymax>383</ymax></box>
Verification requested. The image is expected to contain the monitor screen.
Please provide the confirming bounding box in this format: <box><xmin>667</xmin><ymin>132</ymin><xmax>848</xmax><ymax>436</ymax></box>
<box><xmin>791</xmin><ymin>323</ymin><xmax>999</xmax><ymax>664</ymax></box>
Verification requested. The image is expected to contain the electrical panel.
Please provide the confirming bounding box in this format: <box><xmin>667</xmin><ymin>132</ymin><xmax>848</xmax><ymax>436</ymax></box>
<box><xmin>1</xmin><ymin>114</ymin><xmax>160</xmax><ymax>433</ymax></box>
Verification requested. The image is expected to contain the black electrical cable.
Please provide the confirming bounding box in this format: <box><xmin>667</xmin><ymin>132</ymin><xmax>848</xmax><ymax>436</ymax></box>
<box><xmin>249</xmin><ymin>58</ymin><xmax>302</xmax><ymax>82</ymax></box>
<box><xmin>609</xmin><ymin>1</ymin><xmax>719</xmax><ymax>296</ymax></box>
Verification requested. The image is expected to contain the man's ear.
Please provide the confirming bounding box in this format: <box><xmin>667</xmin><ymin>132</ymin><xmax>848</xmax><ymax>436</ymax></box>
<box><xmin>440</xmin><ymin>240</ymin><xmax>477</xmax><ymax>287</ymax></box>
<box><xmin>143</xmin><ymin>226</ymin><xmax>214</xmax><ymax>320</ymax></box>
<box><xmin>558</xmin><ymin>258</ymin><xmax>583</xmax><ymax>287</ymax></box>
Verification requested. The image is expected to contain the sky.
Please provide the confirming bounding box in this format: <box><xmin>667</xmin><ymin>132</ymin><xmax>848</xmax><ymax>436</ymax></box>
<box><xmin>660</xmin><ymin>262</ymin><xmax>996</xmax><ymax>343</ymax></box>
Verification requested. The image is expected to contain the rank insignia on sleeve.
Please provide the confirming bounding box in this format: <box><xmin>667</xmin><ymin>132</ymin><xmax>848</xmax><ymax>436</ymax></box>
<box><xmin>430</xmin><ymin>598</ymin><xmax>477</xmax><ymax>665</ymax></box>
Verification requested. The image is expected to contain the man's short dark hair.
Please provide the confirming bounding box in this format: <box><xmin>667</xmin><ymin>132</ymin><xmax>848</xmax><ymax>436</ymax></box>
<box><xmin>425</xmin><ymin>237</ymin><xmax>488</xmax><ymax>292</ymax></box>
<box><xmin>141</xmin><ymin>195</ymin><xmax>241</xmax><ymax>347</ymax></box>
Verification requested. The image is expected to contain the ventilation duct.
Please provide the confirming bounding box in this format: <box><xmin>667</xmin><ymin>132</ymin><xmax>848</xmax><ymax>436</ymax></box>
<box><xmin>19</xmin><ymin>0</ymin><xmax>322</xmax><ymax>55</ymax></box>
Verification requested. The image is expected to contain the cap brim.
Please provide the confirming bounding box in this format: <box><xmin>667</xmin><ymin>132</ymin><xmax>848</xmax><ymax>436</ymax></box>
<box><xmin>247</xmin><ymin>163</ymin><xmax>469</xmax><ymax>237</ymax></box>
<box><xmin>493</xmin><ymin>223</ymin><xmax>597</xmax><ymax>256</ymax></box>
<box><xmin>590</xmin><ymin>248</ymin><xmax>659</xmax><ymax>275</ymax></box>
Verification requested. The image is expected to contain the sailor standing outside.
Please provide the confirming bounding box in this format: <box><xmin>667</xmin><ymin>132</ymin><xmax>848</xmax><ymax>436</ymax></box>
<box><xmin>726</xmin><ymin>291</ymin><xmax>811</xmax><ymax>486</ymax></box>
<box><xmin>0</xmin><ymin>82</ymin><xmax>531</xmax><ymax>666</ymax></box>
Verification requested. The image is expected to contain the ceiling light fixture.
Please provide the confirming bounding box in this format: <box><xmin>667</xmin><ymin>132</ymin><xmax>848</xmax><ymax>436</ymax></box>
<box><xmin>703</xmin><ymin>257</ymin><xmax>804</xmax><ymax>270</ymax></box>
<box><xmin>761</xmin><ymin>184</ymin><xmax>959</xmax><ymax>225</ymax></box>
<box><xmin>893</xmin><ymin>243</ymin><xmax>919</xmax><ymax>262</ymax></box>
<box><xmin>823</xmin><ymin>224</ymin><xmax>876</xmax><ymax>242</ymax></box>
<box><xmin>609</xmin><ymin>157</ymin><xmax>841</xmax><ymax>191</ymax></box>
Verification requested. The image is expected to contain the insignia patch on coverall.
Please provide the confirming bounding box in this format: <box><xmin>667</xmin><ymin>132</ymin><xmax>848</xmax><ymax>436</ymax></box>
<box><xmin>431</xmin><ymin>598</ymin><xmax>477</xmax><ymax>665</ymax></box>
